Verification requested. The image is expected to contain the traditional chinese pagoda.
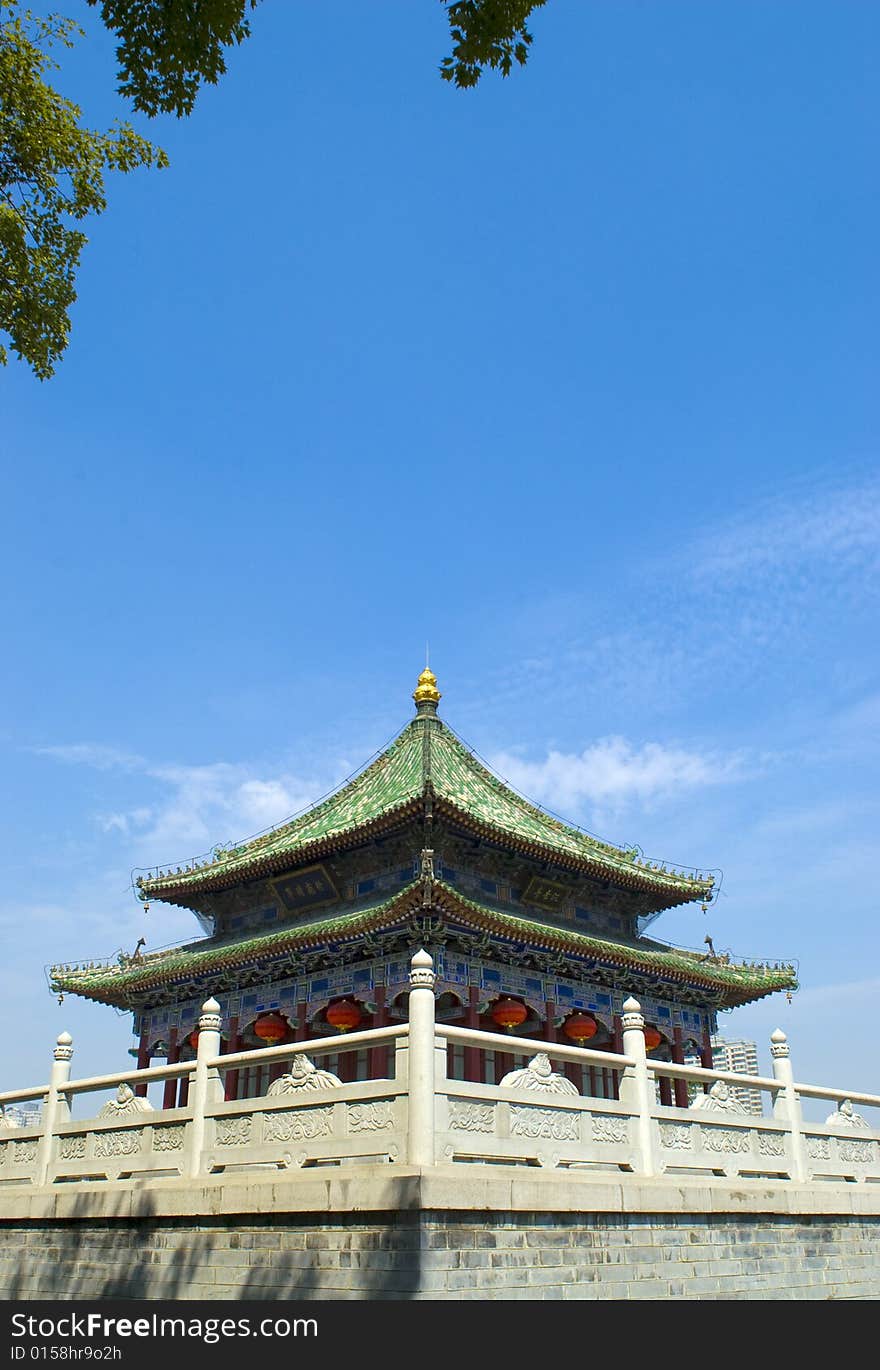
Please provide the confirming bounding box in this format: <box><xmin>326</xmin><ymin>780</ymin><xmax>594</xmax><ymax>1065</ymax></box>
<box><xmin>50</xmin><ymin>670</ymin><xmax>796</xmax><ymax>1108</ymax></box>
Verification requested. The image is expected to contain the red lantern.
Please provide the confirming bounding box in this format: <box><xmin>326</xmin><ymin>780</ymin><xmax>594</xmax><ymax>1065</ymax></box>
<box><xmin>253</xmin><ymin>1012</ymin><xmax>288</xmax><ymax>1045</ymax></box>
<box><xmin>563</xmin><ymin>1012</ymin><xmax>598</xmax><ymax>1045</ymax></box>
<box><xmin>187</xmin><ymin>1029</ymin><xmax>199</xmax><ymax>1050</ymax></box>
<box><xmin>643</xmin><ymin>1024</ymin><xmax>663</xmax><ymax>1053</ymax></box>
<box><xmin>490</xmin><ymin>998</ymin><xmax>528</xmax><ymax>1032</ymax></box>
<box><xmin>326</xmin><ymin>999</ymin><xmax>362</xmax><ymax>1034</ymax></box>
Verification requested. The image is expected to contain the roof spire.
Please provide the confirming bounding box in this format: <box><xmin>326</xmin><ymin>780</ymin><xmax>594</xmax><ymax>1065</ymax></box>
<box><xmin>413</xmin><ymin>663</ymin><xmax>441</xmax><ymax>715</ymax></box>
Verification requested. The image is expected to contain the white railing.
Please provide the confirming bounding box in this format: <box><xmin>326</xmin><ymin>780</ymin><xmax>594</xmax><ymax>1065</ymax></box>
<box><xmin>1</xmin><ymin>953</ymin><xmax>878</xmax><ymax>1190</ymax></box>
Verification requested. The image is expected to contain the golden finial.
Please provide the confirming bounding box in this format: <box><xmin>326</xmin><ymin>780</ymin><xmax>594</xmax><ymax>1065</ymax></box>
<box><xmin>413</xmin><ymin>666</ymin><xmax>441</xmax><ymax>712</ymax></box>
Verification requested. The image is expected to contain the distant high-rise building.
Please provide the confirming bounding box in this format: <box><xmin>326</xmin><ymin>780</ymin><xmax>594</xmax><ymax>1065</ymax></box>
<box><xmin>682</xmin><ymin>1035</ymin><xmax>764</xmax><ymax>1115</ymax></box>
<box><xmin>0</xmin><ymin>1103</ymin><xmax>42</xmax><ymax>1128</ymax></box>
<box><xmin>710</xmin><ymin>1037</ymin><xmax>763</xmax><ymax>1115</ymax></box>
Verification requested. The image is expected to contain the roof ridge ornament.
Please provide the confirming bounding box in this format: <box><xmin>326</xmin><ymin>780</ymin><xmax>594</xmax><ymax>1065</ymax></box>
<box><xmin>413</xmin><ymin>665</ymin><xmax>441</xmax><ymax>714</ymax></box>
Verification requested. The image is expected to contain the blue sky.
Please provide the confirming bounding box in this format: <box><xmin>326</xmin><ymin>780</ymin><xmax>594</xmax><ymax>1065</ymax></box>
<box><xmin>2</xmin><ymin>2</ymin><xmax>878</xmax><ymax>1114</ymax></box>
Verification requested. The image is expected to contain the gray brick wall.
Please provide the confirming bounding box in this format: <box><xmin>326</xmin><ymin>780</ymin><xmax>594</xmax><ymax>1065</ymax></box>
<box><xmin>2</xmin><ymin>1211</ymin><xmax>879</xmax><ymax>1299</ymax></box>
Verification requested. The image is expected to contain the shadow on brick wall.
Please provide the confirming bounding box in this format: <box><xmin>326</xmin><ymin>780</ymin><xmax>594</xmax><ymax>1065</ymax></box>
<box><xmin>2</xmin><ymin>1182</ymin><xmax>425</xmax><ymax>1300</ymax></box>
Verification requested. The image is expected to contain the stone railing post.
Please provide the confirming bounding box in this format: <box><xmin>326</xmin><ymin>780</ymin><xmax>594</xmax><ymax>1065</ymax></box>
<box><xmin>187</xmin><ymin>997</ymin><xmax>223</xmax><ymax>1178</ymax></box>
<box><xmin>770</xmin><ymin>1027</ymin><xmax>807</xmax><ymax>1182</ymax></box>
<box><xmin>617</xmin><ymin>997</ymin><xmax>655</xmax><ymax>1176</ymax></box>
<box><xmin>36</xmin><ymin>1031</ymin><xmax>73</xmax><ymax>1187</ymax></box>
<box><xmin>407</xmin><ymin>948</ymin><xmax>437</xmax><ymax>1167</ymax></box>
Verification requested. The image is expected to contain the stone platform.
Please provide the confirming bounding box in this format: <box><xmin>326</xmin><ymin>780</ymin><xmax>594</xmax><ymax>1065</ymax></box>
<box><xmin>2</xmin><ymin>1167</ymin><xmax>879</xmax><ymax>1300</ymax></box>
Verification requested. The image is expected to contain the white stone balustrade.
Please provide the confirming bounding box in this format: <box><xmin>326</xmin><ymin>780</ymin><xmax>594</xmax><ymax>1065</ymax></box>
<box><xmin>1</xmin><ymin>953</ymin><xmax>879</xmax><ymax>1192</ymax></box>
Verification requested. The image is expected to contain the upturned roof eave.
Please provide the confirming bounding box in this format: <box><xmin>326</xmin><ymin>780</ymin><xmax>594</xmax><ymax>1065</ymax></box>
<box><xmin>51</xmin><ymin>880</ymin><xmax>794</xmax><ymax>1011</ymax></box>
<box><xmin>138</xmin><ymin>796</ymin><xmax>425</xmax><ymax>907</ymax></box>
<box><xmin>431</xmin><ymin>795</ymin><xmax>711</xmax><ymax>906</ymax></box>
<box><xmin>139</xmin><ymin>789</ymin><xmax>711</xmax><ymax>914</ymax></box>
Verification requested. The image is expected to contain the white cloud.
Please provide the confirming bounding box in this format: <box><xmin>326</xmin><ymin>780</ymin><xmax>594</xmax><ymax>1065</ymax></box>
<box><xmin>33</xmin><ymin>746</ymin><xmax>351</xmax><ymax>869</ymax></box>
<box><xmin>34</xmin><ymin>743</ymin><xmax>144</xmax><ymax>771</ymax></box>
<box><xmin>693</xmin><ymin>475</ymin><xmax>880</xmax><ymax>587</ymax></box>
<box><xmin>489</xmin><ymin>735</ymin><xmax>746</xmax><ymax>816</ymax></box>
<box><xmin>139</xmin><ymin>761</ymin><xmax>325</xmax><ymax>860</ymax></box>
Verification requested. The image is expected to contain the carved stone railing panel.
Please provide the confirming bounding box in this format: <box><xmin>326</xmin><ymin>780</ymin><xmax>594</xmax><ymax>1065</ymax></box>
<box><xmin>347</xmin><ymin>1101</ymin><xmax>393</xmax><ymax>1134</ymax></box>
<box><xmin>510</xmin><ymin>1104</ymin><xmax>580</xmax><ymax>1142</ymax></box>
<box><xmin>93</xmin><ymin>1127</ymin><xmax>145</xmax><ymax>1158</ymax></box>
<box><xmin>701</xmin><ymin>1125</ymin><xmax>752</xmax><ymax>1156</ymax></box>
<box><xmin>151</xmin><ymin>1123</ymin><xmax>186</xmax><ymax>1153</ymax></box>
<box><xmin>215</xmin><ymin>1116</ymin><xmax>253</xmax><ymax>1148</ymax></box>
<box><xmin>591</xmin><ymin>1114</ymin><xmax>629</xmax><ymax>1145</ymax></box>
<box><xmin>11</xmin><ymin>1139</ymin><xmax>38</xmax><ymax>1166</ymax></box>
<box><xmin>659</xmin><ymin>1123</ymin><xmax>694</xmax><ymax>1152</ymax></box>
<box><xmin>803</xmin><ymin>1128</ymin><xmax>880</xmax><ymax>1182</ymax></box>
<box><xmin>202</xmin><ymin>1089</ymin><xmax>407</xmax><ymax>1172</ymax></box>
<box><xmin>264</xmin><ymin>1107</ymin><xmax>333</xmax><ymax>1143</ymax></box>
<box><xmin>654</xmin><ymin>1113</ymin><xmax>795</xmax><ymax>1178</ymax></box>
<box><xmin>838</xmin><ymin>1138</ymin><xmax>876</xmax><ymax>1165</ymax></box>
<box><xmin>448</xmin><ymin>1101</ymin><xmax>496</xmax><ymax>1134</ymax></box>
<box><xmin>49</xmin><ymin>1117</ymin><xmax>190</xmax><ymax>1182</ymax></box>
<box><xmin>437</xmin><ymin>1085</ymin><xmax>639</xmax><ymax>1170</ymax></box>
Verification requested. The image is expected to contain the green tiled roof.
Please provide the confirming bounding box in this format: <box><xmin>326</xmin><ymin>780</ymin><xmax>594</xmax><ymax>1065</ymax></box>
<box><xmin>429</xmin><ymin>882</ymin><xmax>798</xmax><ymax>1007</ymax></box>
<box><xmin>138</xmin><ymin>715</ymin><xmax>714</xmax><ymax>909</ymax></box>
<box><xmin>51</xmin><ymin>885</ymin><xmax>425</xmax><ymax>1006</ymax></box>
<box><xmin>51</xmin><ymin>879</ymin><xmax>795</xmax><ymax>1011</ymax></box>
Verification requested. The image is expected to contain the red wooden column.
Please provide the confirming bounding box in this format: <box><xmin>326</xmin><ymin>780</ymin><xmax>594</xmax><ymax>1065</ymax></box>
<box><xmin>464</xmin><ymin>986</ymin><xmax>481</xmax><ymax>1082</ymax></box>
<box><xmin>178</xmin><ymin>1054</ymin><xmax>190</xmax><ymax>1108</ymax></box>
<box><xmin>162</xmin><ymin>1028</ymin><xmax>179</xmax><ymax>1110</ymax></box>
<box><xmin>543</xmin><ymin>998</ymin><xmax>559</xmax><ymax>1086</ymax></box>
<box><xmin>561</xmin><ymin>1014</ymin><xmax>581</xmax><ymax>1092</ymax></box>
<box><xmin>224</xmin><ymin>1016</ymin><xmax>241</xmax><ymax>1101</ymax></box>
<box><xmin>699</xmin><ymin>1025</ymin><xmax>714</xmax><ymax>1095</ymax></box>
<box><xmin>671</xmin><ymin>1026</ymin><xmax>689</xmax><ymax>1109</ymax></box>
<box><xmin>658</xmin><ymin>1066</ymin><xmax>673</xmax><ymax>1107</ymax></box>
<box><xmin>337</xmin><ymin>1030</ymin><xmax>356</xmax><ymax>1083</ymax></box>
<box><xmin>611</xmin><ymin>1014</ymin><xmax>624</xmax><ymax>1101</ymax></box>
<box><xmin>134</xmin><ymin>1025</ymin><xmax>150</xmax><ymax>1097</ymax></box>
<box><xmin>494</xmin><ymin>1045</ymin><xmax>513</xmax><ymax>1085</ymax></box>
<box><xmin>268</xmin><ymin>1017</ymin><xmax>288</xmax><ymax>1087</ymax></box>
<box><xmin>370</xmin><ymin>986</ymin><xmax>389</xmax><ymax>1080</ymax></box>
